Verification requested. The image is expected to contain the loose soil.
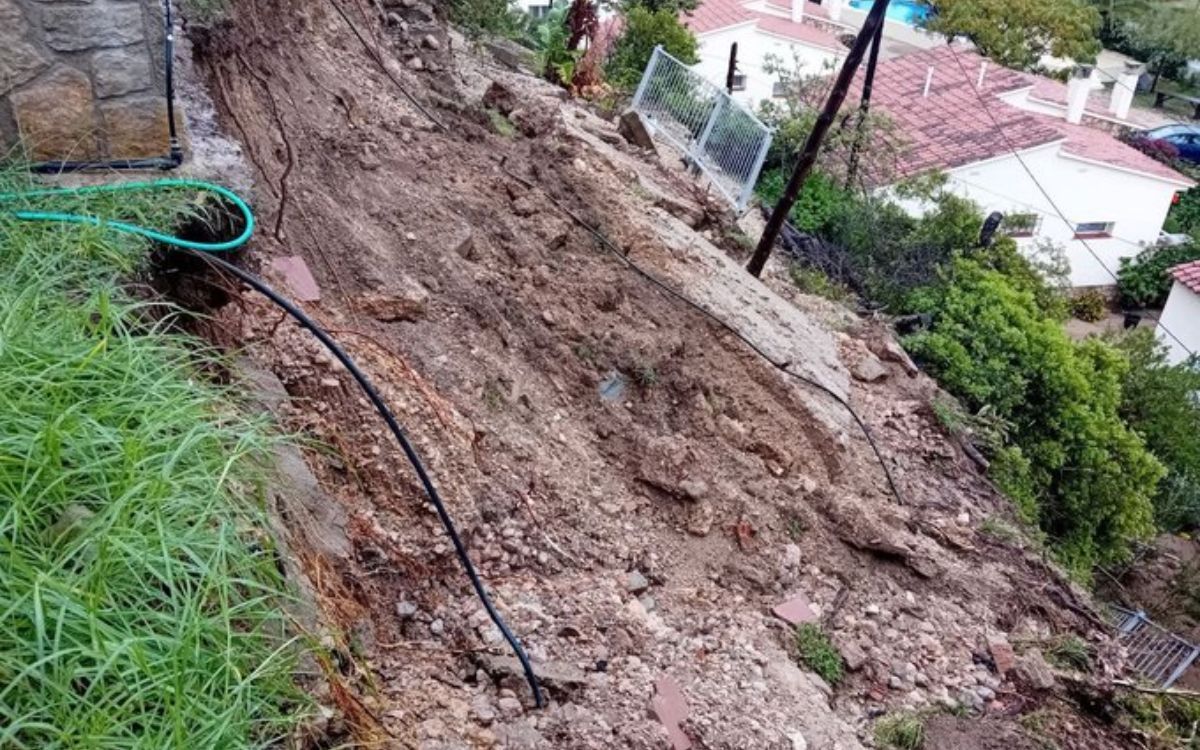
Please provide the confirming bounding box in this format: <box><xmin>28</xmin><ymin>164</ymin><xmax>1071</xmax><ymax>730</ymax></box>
<box><xmin>177</xmin><ymin>1</ymin><xmax>1167</xmax><ymax>747</ymax></box>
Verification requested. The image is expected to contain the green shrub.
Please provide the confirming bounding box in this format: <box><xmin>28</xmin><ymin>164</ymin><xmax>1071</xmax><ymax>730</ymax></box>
<box><xmin>1070</xmin><ymin>289</ymin><xmax>1109</xmax><ymax>322</ymax></box>
<box><xmin>905</xmin><ymin>259</ymin><xmax>1162</xmax><ymax>573</ymax></box>
<box><xmin>793</xmin><ymin>623</ymin><xmax>844</xmax><ymax>685</ymax></box>
<box><xmin>789</xmin><ymin>264</ymin><xmax>852</xmax><ymax>301</ymax></box>
<box><xmin>1164</xmin><ymin>187</ymin><xmax>1200</xmax><ymax>235</ymax></box>
<box><xmin>874</xmin><ymin>712</ymin><xmax>925</xmax><ymax>750</ymax></box>
<box><xmin>1113</xmin><ymin>329</ymin><xmax>1200</xmax><ymax>531</ymax></box>
<box><xmin>1045</xmin><ymin>634</ymin><xmax>1091</xmax><ymax>671</ymax></box>
<box><xmin>758</xmin><ymin>169</ymin><xmax>847</xmax><ymax>234</ymax></box>
<box><xmin>1116</xmin><ymin>241</ymin><xmax>1200</xmax><ymax>309</ymax></box>
<box><xmin>448</xmin><ymin>0</ymin><xmax>523</xmax><ymax>37</ymax></box>
<box><xmin>606</xmin><ymin>6</ymin><xmax>698</xmax><ymax>90</ymax></box>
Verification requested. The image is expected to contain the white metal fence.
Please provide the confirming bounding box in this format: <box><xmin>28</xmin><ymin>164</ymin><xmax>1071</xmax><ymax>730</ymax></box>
<box><xmin>1109</xmin><ymin>605</ymin><xmax>1200</xmax><ymax>688</ymax></box>
<box><xmin>631</xmin><ymin>45</ymin><xmax>773</xmax><ymax>212</ymax></box>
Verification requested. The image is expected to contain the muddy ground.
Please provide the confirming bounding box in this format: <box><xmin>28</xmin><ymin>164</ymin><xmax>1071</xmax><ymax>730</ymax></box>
<box><xmin>173</xmin><ymin>1</ymin><xmax>1168</xmax><ymax>747</ymax></box>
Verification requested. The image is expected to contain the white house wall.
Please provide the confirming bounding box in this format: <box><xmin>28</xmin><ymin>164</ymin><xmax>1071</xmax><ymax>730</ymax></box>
<box><xmin>937</xmin><ymin>147</ymin><xmax>1179</xmax><ymax>287</ymax></box>
<box><xmin>1157</xmin><ymin>281</ymin><xmax>1200</xmax><ymax>365</ymax></box>
<box><xmin>694</xmin><ymin>26</ymin><xmax>841</xmax><ymax>108</ymax></box>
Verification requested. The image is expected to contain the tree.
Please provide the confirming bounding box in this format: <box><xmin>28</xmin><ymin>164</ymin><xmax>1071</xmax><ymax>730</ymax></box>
<box><xmin>606</xmin><ymin>6</ymin><xmax>698</xmax><ymax>89</ymax></box>
<box><xmin>612</xmin><ymin>0</ymin><xmax>700</xmax><ymax>12</ymax></box>
<box><xmin>925</xmin><ymin>0</ymin><xmax>1102</xmax><ymax>70</ymax></box>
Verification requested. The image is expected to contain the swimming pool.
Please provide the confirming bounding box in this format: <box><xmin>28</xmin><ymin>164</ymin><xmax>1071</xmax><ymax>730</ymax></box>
<box><xmin>847</xmin><ymin>0</ymin><xmax>931</xmax><ymax>25</ymax></box>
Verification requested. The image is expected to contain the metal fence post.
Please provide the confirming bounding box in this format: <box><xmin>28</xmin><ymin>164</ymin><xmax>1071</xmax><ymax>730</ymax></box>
<box><xmin>693</xmin><ymin>95</ymin><xmax>724</xmax><ymax>163</ymax></box>
<box><xmin>1165</xmin><ymin>646</ymin><xmax>1200</xmax><ymax>689</ymax></box>
<box><xmin>631</xmin><ymin>45</ymin><xmax>662</xmax><ymax>111</ymax></box>
<box><xmin>738</xmin><ymin>130</ymin><xmax>774</xmax><ymax>211</ymax></box>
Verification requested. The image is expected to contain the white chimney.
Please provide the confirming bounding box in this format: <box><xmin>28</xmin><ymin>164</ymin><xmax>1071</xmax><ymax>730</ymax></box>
<box><xmin>791</xmin><ymin>0</ymin><xmax>804</xmax><ymax>23</ymax></box>
<box><xmin>1065</xmin><ymin>65</ymin><xmax>1092</xmax><ymax>124</ymax></box>
<box><xmin>1109</xmin><ymin>62</ymin><xmax>1141</xmax><ymax>120</ymax></box>
<box><xmin>826</xmin><ymin>0</ymin><xmax>843</xmax><ymax>22</ymax></box>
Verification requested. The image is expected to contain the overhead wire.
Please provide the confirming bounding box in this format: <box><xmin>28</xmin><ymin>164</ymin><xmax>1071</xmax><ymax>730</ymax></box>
<box><xmin>942</xmin><ymin>42</ymin><xmax>1197</xmax><ymax>359</ymax></box>
<box><xmin>0</xmin><ymin>178</ymin><xmax>544</xmax><ymax>708</ymax></box>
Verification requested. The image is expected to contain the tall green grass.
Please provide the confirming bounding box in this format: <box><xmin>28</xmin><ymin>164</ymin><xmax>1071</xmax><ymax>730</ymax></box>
<box><xmin>0</xmin><ymin>169</ymin><xmax>308</xmax><ymax>748</ymax></box>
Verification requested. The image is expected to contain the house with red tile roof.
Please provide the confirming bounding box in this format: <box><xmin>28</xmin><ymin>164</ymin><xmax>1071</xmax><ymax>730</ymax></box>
<box><xmin>1157</xmin><ymin>260</ymin><xmax>1200</xmax><ymax>365</ymax></box>
<box><xmin>686</xmin><ymin>0</ymin><xmax>850</xmax><ymax>106</ymax></box>
<box><xmin>856</xmin><ymin>46</ymin><xmax>1195</xmax><ymax>287</ymax></box>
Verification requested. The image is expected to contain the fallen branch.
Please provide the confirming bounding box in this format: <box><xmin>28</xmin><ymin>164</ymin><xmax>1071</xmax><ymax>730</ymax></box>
<box><xmin>1114</xmin><ymin>679</ymin><xmax>1200</xmax><ymax>700</ymax></box>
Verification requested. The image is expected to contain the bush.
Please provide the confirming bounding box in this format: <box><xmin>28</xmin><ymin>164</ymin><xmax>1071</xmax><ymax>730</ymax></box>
<box><xmin>758</xmin><ymin>168</ymin><xmax>848</xmax><ymax>234</ymax></box>
<box><xmin>1164</xmin><ymin>187</ymin><xmax>1200</xmax><ymax>236</ymax></box>
<box><xmin>1116</xmin><ymin>241</ymin><xmax>1200</xmax><ymax>309</ymax></box>
<box><xmin>606</xmin><ymin>6</ymin><xmax>698</xmax><ymax>90</ymax></box>
<box><xmin>1113</xmin><ymin>329</ymin><xmax>1200</xmax><ymax>531</ymax></box>
<box><xmin>793</xmin><ymin>623</ymin><xmax>844</xmax><ymax>685</ymax></box>
<box><xmin>789</xmin><ymin>264</ymin><xmax>852</xmax><ymax>301</ymax></box>
<box><xmin>448</xmin><ymin>0</ymin><xmax>523</xmax><ymax>37</ymax></box>
<box><xmin>1070</xmin><ymin>289</ymin><xmax>1109</xmax><ymax>322</ymax></box>
<box><xmin>905</xmin><ymin>259</ymin><xmax>1163</xmax><ymax>573</ymax></box>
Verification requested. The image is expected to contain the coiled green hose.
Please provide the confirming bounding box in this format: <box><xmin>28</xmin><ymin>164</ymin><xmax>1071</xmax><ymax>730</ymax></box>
<box><xmin>0</xmin><ymin>179</ymin><xmax>254</xmax><ymax>252</ymax></box>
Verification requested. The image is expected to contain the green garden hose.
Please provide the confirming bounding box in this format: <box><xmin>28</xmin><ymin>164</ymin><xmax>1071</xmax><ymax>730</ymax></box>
<box><xmin>0</xmin><ymin>179</ymin><xmax>254</xmax><ymax>252</ymax></box>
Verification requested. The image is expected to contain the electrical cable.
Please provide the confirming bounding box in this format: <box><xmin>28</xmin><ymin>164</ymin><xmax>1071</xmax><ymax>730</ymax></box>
<box><xmin>943</xmin><ymin>43</ymin><xmax>1198</xmax><ymax>359</ymax></box>
<box><xmin>30</xmin><ymin>0</ymin><xmax>183</xmax><ymax>174</ymax></box>
<box><xmin>498</xmin><ymin>162</ymin><xmax>906</xmax><ymax>507</ymax></box>
<box><xmin>0</xmin><ymin>179</ymin><xmax>544</xmax><ymax>708</ymax></box>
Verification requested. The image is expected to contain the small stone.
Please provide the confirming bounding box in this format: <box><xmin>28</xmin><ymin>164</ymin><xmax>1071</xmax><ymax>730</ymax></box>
<box><xmin>639</xmin><ymin>595</ymin><xmax>657</xmax><ymax>612</ymax></box>
<box><xmin>541</xmin><ymin>309</ymin><xmax>557</xmax><ymax>326</ymax></box>
<box><xmin>421</xmin><ymin>34</ymin><xmax>441</xmax><ymax>50</ymax></box>
<box><xmin>850</xmin><ymin>353</ymin><xmax>888</xmax><ymax>383</ymax></box>
<box><xmin>471</xmin><ymin>698</ymin><xmax>496</xmax><ymax>725</ymax></box>
<box><xmin>395</xmin><ymin>601</ymin><xmax>419</xmax><ymax>619</ymax></box>
<box><xmin>988</xmin><ymin>636</ymin><xmax>1016</xmax><ymax>676</ymax></box>
<box><xmin>497</xmin><ymin>696</ymin><xmax>523</xmax><ymax>719</ymax></box>
<box><xmin>319</xmin><ymin>378</ymin><xmax>340</xmax><ymax>388</ymax></box>
<box><xmin>407</xmin><ymin>56</ymin><xmax>425</xmax><ymax>71</ymax></box>
<box><xmin>975</xmin><ymin>685</ymin><xmax>996</xmax><ymax>701</ymax></box>
<box><xmin>625</xmin><ymin>570</ymin><xmax>650</xmax><ymax>594</ymax></box>
<box><xmin>889</xmin><ymin>675</ymin><xmax>905</xmax><ymax>690</ymax></box>
<box><xmin>865</xmin><ymin>604</ymin><xmax>881</xmax><ymax>617</ymax></box>
<box><xmin>841</xmin><ymin>642</ymin><xmax>868</xmax><ymax>672</ymax></box>
<box><xmin>956</xmin><ymin>511</ymin><xmax>971</xmax><ymax>526</ymax></box>
<box><xmin>686</xmin><ymin>502</ymin><xmax>714</xmax><ymax>536</ymax></box>
<box><xmin>429</xmin><ymin>618</ymin><xmax>445</xmax><ymax>636</ymax></box>
<box><xmin>678</xmin><ymin>479</ymin><xmax>708</xmax><ymax>501</ymax></box>
<box><xmin>789</xmin><ymin>731</ymin><xmax>808</xmax><ymax>750</ymax></box>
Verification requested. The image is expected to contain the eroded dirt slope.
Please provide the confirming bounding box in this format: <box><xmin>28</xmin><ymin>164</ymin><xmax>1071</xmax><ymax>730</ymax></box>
<box><xmin>183</xmin><ymin>2</ymin><xmax>1148</xmax><ymax>747</ymax></box>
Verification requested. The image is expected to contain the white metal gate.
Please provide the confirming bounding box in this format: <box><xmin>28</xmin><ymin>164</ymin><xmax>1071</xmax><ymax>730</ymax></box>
<box><xmin>631</xmin><ymin>45</ymin><xmax>774</xmax><ymax>212</ymax></box>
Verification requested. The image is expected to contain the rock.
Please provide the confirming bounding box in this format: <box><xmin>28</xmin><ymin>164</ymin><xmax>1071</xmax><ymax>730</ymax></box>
<box><xmin>11</xmin><ymin>66</ymin><xmax>100</xmax><ymax>161</ymax></box>
<box><xmin>429</xmin><ymin>618</ymin><xmax>444</xmax><ymax>635</ymax></box>
<box><xmin>650</xmin><ymin>675</ymin><xmax>692</xmax><ymax>750</ymax></box>
<box><xmin>841</xmin><ymin>642</ymin><xmax>868</xmax><ymax>672</ymax></box>
<box><xmin>956</xmin><ymin>511</ymin><xmax>971</xmax><ymax>526</ymax></box>
<box><xmin>358</xmin><ymin>143</ymin><xmax>382</xmax><ymax>170</ymax></box>
<box><xmin>1013</xmin><ymin>650</ymin><xmax>1056</xmax><ymax>691</ymax></box>
<box><xmin>41</xmin><ymin>3</ymin><xmax>145</xmax><ymax>51</ymax></box>
<box><xmin>0</xmin><ymin>1</ymin><xmax>50</xmax><ymax>96</ymax></box>
<box><xmin>788</xmin><ymin>731</ymin><xmax>808</xmax><ymax>750</ymax></box>
<box><xmin>471</xmin><ymin>697</ymin><xmax>496</xmax><ymax>725</ymax></box>
<box><xmin>478</xmin><ymin>654</ymin><xmax>587</xmax><ymax>691</ymax></box>
<box><xmin>686</xmin><ymin>502</ymin><xmax>714</xmax><ymax>536</ymax></box>
<box><xmin>639</xmin><ymin>595</ymin><xmax>657</xmax><ymax>612</ymax></box>
<box><xmin>269</xmin><ymin>256</ymin><xmax>322</xmax><ymax>302</ymax></box>
<box><xmin>678</xmin><ymin>478</ymin><xmax>709</xmax><ymax>501</ymax></box>
<box><xmin>92</xmin><ymin>46</ymin><xmax>153</xmax><ymax>98</ymax></box>
<box><xmin>406</xmin><ymin>56</ymin><xmax>425</xmax><ymax>71</ymax></box>
<box><xmin>353</xmin><ymin>279</ymin><xmax>429</xmax><ymax>322</ymax></box>
<box><xmin>421</xmin><ymin>34</ymin><xmax>441</xmax><ymax>50</ymax></box>
<box><xmin>850</xmin><ymin>353</ymin><xmax>888</xmax><ymax>383</ymax></box>
<box><xmin>865</xmin><ymin>604</ymin><xmax>881</xmax><ymax>617</ymax></box>
<box><xmin>625</xmin><ymin>570</ymin><xmax>650</xmax><ymax>594</ymax></box>
<box><xmin>870</xmin><ymin>337</ymin><xmax>920</xmax><ymax>376</ymax></box>
<box><xmin>497</xmin><ymin>696</ymin><xmax>523</xmax><ymax>719</ymax></box>
<box><xmin>782</xmin><ymin>543</ymin><xmax>802</xmax><ymax>569</ymax></box>
<box><xmin>772</xmin><ymin>593</ymin><xmax>818</xmax><ymax>626</ymax></box>
<box><xmin>483</xmin><ymin>81</ymin><xmax>518</xmax><ymax>116</ymax></box>
<box><xmin>99</xmin><ymin>95</ymin><xmax>170</xmax><ymax>159</ymax></box>
<box><xmin>975</xmin><ymin>685</ymin><xmax>996</xmax><ymax>701</ymax></box>
<box><xmin>988</xmin><ymin>636</ymin><xmax>1015</xmax><ymax>677</ymax></box>
<box><xmin>617</xmin><ymin>110</ymin><xmax>656</xmax><ymax>151</ymax></box>
<box><xmin>396</xmin><ymin>601</ymin><xmax>419</xmax><ymax>619</ymax></box>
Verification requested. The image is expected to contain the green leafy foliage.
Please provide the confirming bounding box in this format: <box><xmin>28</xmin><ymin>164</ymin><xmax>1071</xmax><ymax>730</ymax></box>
<box><xmin>1045</xmin><ymin>634</ymin><xmax>1092</xmax><ymax>671</ymax></box>
<box><xmin>606</xmin><ymin>6</ymin><xmax>698</xmax><ymax>89</ymax></box>
<box><xmin>905</xmin><ymin>259</ymin><xmax>1163</xmax><ymax>573</ymax></box>
<box><xmin>1116</xmin><ymin>241</ymin><xmax>1200</xmax><ymax>309</ymax></box>
<box><xmin>1113</xmin><ymin>329</ymin><xmax>1200</xmax><ymax>531</ymax></box>
<box><xmin>531</xmin><ymin>3</ymin><xmax>583</xmax><ymax>85</ymax></box>
<box><xmin>925</xmin><ymin>0</ymin><xmax>1102</xmax><ymax>70</ymax></box>
<box><xmin>0</xmin><ymin>170</ymin><xmax>306</xmax><ymax>746</ymax></box>
<box><xmin>789</xmin><ymin>264</ymin><xmax>853</xmax><ymax>301</ymax></box>
<box><xmin>616</xmin><ymin>0</ymin><xmax>699</xmax><ymax>12</ymax></box>
<box><xmin>758</xmin><ymin>169</ymin><xmax>848</xmax><ymax>234</ymax></box>
<box><xmin>793</xmin><ymin>624</ymin><xmax>844</xmax><ymax>685</ymax></box>
<box><xmin>1164</xmin><ymin>187</ymin><xmax>1200</xmax><ymax>236</ymax></box>
<box><xmin>1070</xmin><ymin>289</ymin><xmax>1109</xmax><ymax>322</ymax></box>
<box><xmin>448</xmin><ymin>0</ymin><xmax>523</xmax><ymax>38</ymax></box>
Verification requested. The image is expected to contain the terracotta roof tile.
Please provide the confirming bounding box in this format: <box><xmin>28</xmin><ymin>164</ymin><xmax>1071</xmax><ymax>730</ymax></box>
<box><xmin>686</xmin><ymin>0</ymin><xmax>754</xmax><ymax>34</ymax></box>
<box><xmin>751</xmin><ymin>13</ymin><xmax>845</xmax><ymax>49</ymax></box>
<box><xmin>1171</xmin><ymin>260</ymin><xmax>1200</xmax><ymax>294</ymax></box>
<box><xmin>687</xmin><ymin>0</ymin><xmax>843</xmax><ymax>47</ymax></box>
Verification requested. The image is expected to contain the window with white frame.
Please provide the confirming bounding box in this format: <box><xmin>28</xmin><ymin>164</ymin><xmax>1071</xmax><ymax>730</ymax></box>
<box><xmin>1073</xmin><ymin>221</ymin><xmax>1115</xmax><ymax>238</ymax></box>
<box><xmin>731</xmin><ymin>73</ymin><xmax>747</xmax><ymax>92</ymax></box>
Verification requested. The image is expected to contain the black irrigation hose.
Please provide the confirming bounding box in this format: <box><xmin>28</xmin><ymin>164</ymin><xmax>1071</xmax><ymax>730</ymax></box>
<box><xmin>500</xmin><ymin>163</ymin><xmax>905</xmax><ymax>507</ymax></box>
<box><xmin>31</xmin><ymin>0</ymin><xmax>183</xmax><ymax>174</ymax></box>
<box><xmin>184</xmin><ymin>248</ymin><xmax>545</xmax><ymax>708</ymax></box>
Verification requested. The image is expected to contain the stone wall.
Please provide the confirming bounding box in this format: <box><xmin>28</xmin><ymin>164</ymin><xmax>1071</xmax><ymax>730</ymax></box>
<box><xmin>0</xmin><ymin>0</ymin><xmax>173</xmax><ymax>161</ymax></box>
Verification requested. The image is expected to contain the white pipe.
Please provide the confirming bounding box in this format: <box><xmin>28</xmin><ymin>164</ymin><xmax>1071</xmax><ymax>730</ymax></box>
<box><xmin>923</xmin><ymin>66</ymin><xmax>934</xmax><ymax>98</ymax></box>
<box><xmin>977</xmin><ymin>61</ymin><xmax>988</xmax><ymax>89</ymax></box>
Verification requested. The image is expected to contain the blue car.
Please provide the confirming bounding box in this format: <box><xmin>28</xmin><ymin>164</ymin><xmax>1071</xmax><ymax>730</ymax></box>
<box><xmin>1140</xmin><ymin>124</ymin><xmax>1200</xmax><ymax>165</ymax></box>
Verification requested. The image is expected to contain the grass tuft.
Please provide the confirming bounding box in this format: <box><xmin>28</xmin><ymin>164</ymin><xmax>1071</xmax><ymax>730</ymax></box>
<box><xmin>874</xmin><ymin>711</ymin><xmax>925</xmax><ymax>749</ymax></box>
<box><xmin>792</xmin><ymin>623</ymin><xmax>844</xmax><ymax>686</ymax></box>
<box><xmin>0</xmin><ymin>166</ymin><xmax>308</xmax><ymax>747</ymax></box>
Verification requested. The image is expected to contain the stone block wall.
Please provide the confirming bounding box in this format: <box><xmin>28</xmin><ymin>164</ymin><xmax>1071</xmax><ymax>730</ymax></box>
<box><xmin>0</xmin><ymin>0</ymin><xmax>173</xmax><ymax>161</ymax></box>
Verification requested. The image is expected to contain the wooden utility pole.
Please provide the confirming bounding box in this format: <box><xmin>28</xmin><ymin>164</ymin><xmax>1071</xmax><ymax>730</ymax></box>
<box><xmin>725</xmin><ymin>43</ymin><xmax>739</xmax><ymax>95</ymax></box>
<box><xmin>745</xmin><ymin>0</ymin><xmax>894</xmax><ymax>278</ymax></box>
<box><xmin>844</xmin><ymin>18</ymin><xmax>885</xmax><ymax>189</ymax></box>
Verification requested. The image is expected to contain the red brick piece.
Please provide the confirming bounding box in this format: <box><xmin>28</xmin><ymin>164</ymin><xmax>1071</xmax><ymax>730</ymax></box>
<box><xmin>773</xmin><ymin>593</ymin><xmax>818</xmax><ymax>626</ymax></box>
<box><xmin>651</xmin><ymin>675</ymin><xmax>692</xmax><ymax>750</ymax></box>
<box><xmin>989</xmin><ymin>636</ymin><xmax>1016</xmax><ymax>677</ymax></box>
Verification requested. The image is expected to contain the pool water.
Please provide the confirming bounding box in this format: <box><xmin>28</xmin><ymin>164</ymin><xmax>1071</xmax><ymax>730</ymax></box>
<box><xmin>847</xmin><ymin>0</ymin><xmax>930</xmax><ymax>25</ymax></box>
